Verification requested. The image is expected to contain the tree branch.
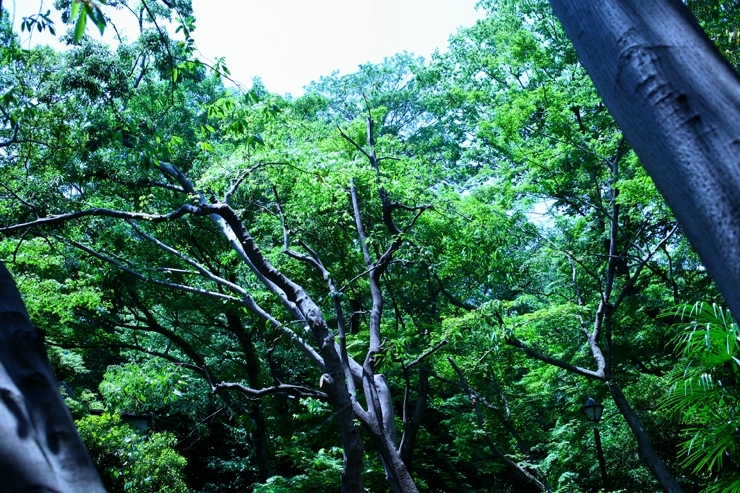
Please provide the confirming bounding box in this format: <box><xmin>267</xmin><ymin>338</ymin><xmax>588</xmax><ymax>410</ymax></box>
<box><xmin>613</xmin><ymin>224</ymin><xmax>679</xmax><ymax>312</ymax></box>
<box><xmin>505</xmin><ymin>336</ymin><xmax>605</xmax><ymax>380</ymax></box>
<box><xmin>404</xmin><ymin>340</ymin><xmax>448</xmax><ymax>369</ymax></box>
<box><xmin>0</xmin><ymin>120</ymin><xmax>19</xmax><ymax>147</ymax></box>
<box><xmin>214</xmin><ymin>381</ymin><xmax>328</xmax><ymax>401</ymax></box>
<box><xmin>0</xmin><ymin>204</ymin><xmax>204</xmax><ymax>234</ymax></box>
<box><xmin>65</xmin><ymin>237</ymin><xmax>243</xmax><ymax>305</ymax></box>
<box><xmin>448</xmin><ymin>357</ymin><xmax>552</xmax><ymax>492</ymax></box>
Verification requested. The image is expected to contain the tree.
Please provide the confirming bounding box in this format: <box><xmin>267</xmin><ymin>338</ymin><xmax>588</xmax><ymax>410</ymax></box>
<box><xmin>0</xmin><ymin>260</ymin><xmax>104</xmax><ymax>492</ymax></box>
<box><xmin>5</xmin><ymin>0</ymin><xmax>740</xmax><ymax>491</ymax></box>
<box><xmin>541</xmin><ymin>1</ymin><xmax>740</xmax><ymax>489</ymax></box>
<box><xmin>546</xmin><ymin>0</ymin><xmax>740</xmax><ymax>360</ymax></box>
<box><xmin>420</xmin><ymin>1</ymin><xmax>703</xmax><ymax>490</ymax></box>
<box><xmin>0</xmin><ymin>13</ymin><xmax>453</xmax><ymax>488</ymax></box>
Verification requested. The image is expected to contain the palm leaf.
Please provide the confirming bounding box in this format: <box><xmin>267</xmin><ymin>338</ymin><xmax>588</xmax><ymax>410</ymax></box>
<box><xmin>662</xmin><ymin>302</ymin><xmax>740</xmax><ymax>490</ymax></box>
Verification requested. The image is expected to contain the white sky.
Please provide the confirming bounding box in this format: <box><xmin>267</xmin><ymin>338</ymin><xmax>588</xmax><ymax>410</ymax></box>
<box><xmin>6</xmin><ymin>0</ymin><xmax>483</xmax><ymax>96</ymax></box>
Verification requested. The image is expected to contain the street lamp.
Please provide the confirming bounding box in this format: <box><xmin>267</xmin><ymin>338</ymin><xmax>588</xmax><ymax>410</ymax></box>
<box><xmin>581</xmin><ymin>397</ymin><xmax>609</xmax><ymax>491</ymax></box>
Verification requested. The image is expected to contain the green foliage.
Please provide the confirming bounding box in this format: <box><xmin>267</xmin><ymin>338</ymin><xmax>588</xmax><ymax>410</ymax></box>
<box><xmin>49</xmin><ymin>346</ymin><xmax>89</xmax><ymax>380</ymax></box>
<box><xmin>663</xmin><ymin>302</ymin><xmax>740</xmax><ymax>492</ymax></box>
<box><xmin>687</xmin><ymin>0</ymin><xmax>740</xmax><ymax>70</ymax></box>
<box><xmin>99</xmin><ymin>361</ymin><xmax>194</xmax><ymax>413</ymax></box>
<box><xmin>3</xmin><ymin>0</ymin><xmax>739</xmax><ymax>491</ymax></box>
<box><xmin>77</xmin><ymin>413</ymin><xmax>189</xmax><ymax>493</ymax></box>
<box><xmin>252</xmin><ymin>448</ymin><xmax>343</xmax><ymax>493</ymax></box>
<box><xmin>20</xmin><ymin>10</ymin><xmax>56</xmax><ymax>36</ymax></box>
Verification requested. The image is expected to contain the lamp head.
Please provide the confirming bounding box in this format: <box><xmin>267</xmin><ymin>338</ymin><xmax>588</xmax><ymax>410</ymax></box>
<box><xmin>581</xmin><ymin>397</ymin><xmax>604</xmax><ymax>423</ymax></box>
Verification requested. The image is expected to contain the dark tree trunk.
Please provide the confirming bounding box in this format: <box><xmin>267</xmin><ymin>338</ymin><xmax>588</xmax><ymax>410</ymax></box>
<box><xmin>547</xmin><ymin>0</ymin><xmax>740</xmax><ymax>321</ymax></box>
<box><xmin>361</xmin><ymin>419</ymin><xmax>418</xmax><ymax>493</ymax></box>
<box><xmin>0</xmin><ymin>262</ymin><xmax>105</xmax><ymax>492</ymax></box>
<box><xmin>322</xmin><ymin>376</ymin><xmax>366</xmax><ymax>493</ymax></box>
<box><xmin>540</xmin><ymin>1</ymin><xmax>740</xmax><ymax>490</ymax></box>
<box><xmin>608</xmin><ymin>382</ymin><xmax>681</xmax><ymax>492</ymax></box>
<box><xmin>225</xmin><ymin>311</ymin><xmax>274</xmax><ymax>480</ymax></box>
<box><xmin>399</xmin><ymin>365</ymin><xmax>429</xmax><ymax>469</ymax></box>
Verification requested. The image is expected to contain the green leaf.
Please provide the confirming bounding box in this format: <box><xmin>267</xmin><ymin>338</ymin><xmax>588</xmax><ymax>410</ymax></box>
<box><xmin>73</xmin><ymin>8</ymin><xmax>87</xmax><ymax>43</ymax></box>
<box><xmin>87</xmin><ymin>5</ymin><xmax>106</xmax><ymax>35</ymax></box>
<box><xmin>71</xmin><ymin>1</ymin><xmax>80</xmax><ymax>21</ymax></box>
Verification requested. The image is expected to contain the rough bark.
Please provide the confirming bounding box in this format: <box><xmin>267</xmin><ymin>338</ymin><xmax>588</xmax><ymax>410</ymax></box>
<box><xmin>0</xmin><ymin>261</ymin><xmax>105</xmax><ymax>492</ymax></box>
<box><xmin>547</xmin><ymin>0</ymin><xmax>740</xmax><ymax>321</ymax></box>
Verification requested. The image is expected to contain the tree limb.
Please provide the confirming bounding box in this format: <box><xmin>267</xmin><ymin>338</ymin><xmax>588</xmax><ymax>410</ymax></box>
<box><xmin>505</xmin><ymin>336</ymin><xmax>605</xmax><ymax>380</ymax></box>
<box><xmin>214</xmin><ymin>381</ymin><xmax>328</xmax><ymax>401</ymax></box>
<box><xmin>404</xmin><ymin>340</ymin><xmax>448</xmax><ymax>369</ymax></box>
<box><xmin>447</xmin><ymin>357</ymin><xmax>552</xmax><ymax>492</ymax></box>
<box><xmin>0</xmin><ymin>204</ymin><xmax>204</xmax><ymax>234</ymax></box>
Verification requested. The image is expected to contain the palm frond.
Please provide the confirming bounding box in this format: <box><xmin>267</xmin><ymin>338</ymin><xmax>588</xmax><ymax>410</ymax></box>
<box><xmin>662</xmin><ymin>302</ymin><xmax>740</xmax><ymax>491</ymax></box>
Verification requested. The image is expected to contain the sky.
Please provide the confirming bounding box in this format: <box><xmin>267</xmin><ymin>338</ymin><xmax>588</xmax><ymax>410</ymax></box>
<box><xmin>7</xmin><ymin>0</ymin><xmax>484</xmax><ymax>96</ymax></box>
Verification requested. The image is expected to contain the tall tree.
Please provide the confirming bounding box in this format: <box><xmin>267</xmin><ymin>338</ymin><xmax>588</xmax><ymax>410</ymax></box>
<box><xmin>546</xmin><ymin>0</ymin><xmax>740</xmax><ymax>354</ymax></box>
<box><xmin>421</xmin><ymin>1</ymin><xmax>703</xmax><ymax>489</ymax></box>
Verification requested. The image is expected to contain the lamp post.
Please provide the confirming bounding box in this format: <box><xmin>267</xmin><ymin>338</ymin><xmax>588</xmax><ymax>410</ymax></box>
<box><xmin>581</xmin><ymin>397</ymin><xmax>609</xmax><ymax>491</ymax></box>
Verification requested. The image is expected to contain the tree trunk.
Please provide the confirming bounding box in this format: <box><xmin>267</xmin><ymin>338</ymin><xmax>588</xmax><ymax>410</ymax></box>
<box><xmin>362</xmin><ymin>420</ymin><xmax>419</xmax><ymax>493</ymax></box>
<box><xmin>0</xmin><ymin>261</ymin><xmax>105</xmax><ymax>492</ymax></box>
<box><xmin>608</xmin><ymin>381</ymin><xmax>682</xmax><ymax>492</ymax></box>
<box><xmin>322</xmin><ymin>374</ymin><xmax>366</xmax><ymax>493</ymax></box>
<box><xmin>225</xmin><ymin>311</ymin><xmax>274</xmax><ymax>480</ymax></box>
<box><xmin>547</xmin><ymin>0</ymin><xmax>740</xmax><ymax>320</ymax></box>
<box><xmin>400</xmin><ymin>365</ymin><xmax>429</xmax><ymax>469</ymax></box>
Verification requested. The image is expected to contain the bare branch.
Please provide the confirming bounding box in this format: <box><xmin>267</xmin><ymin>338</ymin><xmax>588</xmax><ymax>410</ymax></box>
<box><xmin>224</xmin><ymin>161</ymin><xmax>271</xmax><ymax>203</ymax></box>
<box><xmin>0</xmin><ymin>182</ymin><xmax>38</xmax><ymax>218</ymax></box>
<box><xmin>339</xmin><ymin>264</ymin><xmax>384</xmax><ymax>292</ymax></box>
<box><xmin>65</xmin><ymin>237</ymin><xmax>244</xmax><ymax>304</ymax></box>
<box><xmin>401</xmin><ymin>206</ymin><xmax>431</xmax><ymax>233</ymax></box>
<box><xmin>350</xmin><ymin>179</ymin><xmax>373</xmax><ymax>268</ymax></box>
<box><xmin>543</xmin><ymin>236</ymin><xmax>603</xmax><ymax>290</ymax></box>
<box><xmin>567</xmin><ymin>257</ymin><xmax>584</xmax><ymax>306</ymax></box>
<box><xmin>153</xmin><ymin>267</ymin><xmax>197</xmax><ymax>275</ymax></box>
<box><xmin>505</xmin><ymin>336</ymin><xmax>605</xmax><ymax>380</ymax></box>
<box><xmin>448</xmin><ymin>357</ymin><xmax>552</xmax><ymax>492</ymax></box>
<box><xmin>0</xmin><ymin>120</ymin><xmax>19</xmax><ymax>147</ymax></box>
<box><xmin>404</xmin><ymin>340</ymin><xmax>448</xmax><ymax>369</ymax></box>
<box><xmin>130</xmin><ymin>222</ymin><xmax>251</xmax><ymax>299</ymax></box>
<box><xmin>0</xmin><ymin>204</ymin><xmax>204</xmax><ymax>234</ymax></box>
<box><xmin>140</xmin><ymin>180</ymin><xmax>186</xmax><ymax>194</ymax></box>
<box><xmin>128</xmin><ymin>222</ymin><xmax>320</xmax><ymax>365</ymax></box>
<box><xmin>434</xmin><ymin>272</ymin><xmax>477</xmax><ymax>310</ymax></box>
<box><xmin>613</xmin><ymin>223</ymin><xmax>678</xmax><ymax>312</ymax></box>
<box><xmin>337</xmin><ymin>125</ymin><xmax>373</xmax><ymax>162</ymax></box>
<box><xmin>214</xmin><ymin>381</ymin><xmax>328</xmax><ymax>401</ymax></box>
<box><xmin>274</xmin><ymin>186</ymin><xmax>325</xmax><ymax>274</ymax></box>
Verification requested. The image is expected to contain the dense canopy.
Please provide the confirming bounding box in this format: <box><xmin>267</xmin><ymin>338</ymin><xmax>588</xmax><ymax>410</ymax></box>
<box><xmin>1</xmin><ymin>1</ymin><xmax>739</xmax><ymax>492</ymax></box>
